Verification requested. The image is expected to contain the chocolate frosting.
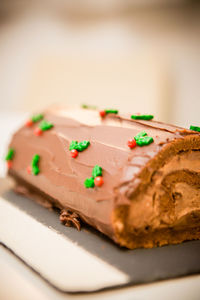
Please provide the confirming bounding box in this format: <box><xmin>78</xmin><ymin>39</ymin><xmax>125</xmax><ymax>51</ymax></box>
<box><xmin>8</xmin><ymin>107</ymin><xmax>200</xmax><ymax>248</ymax></box>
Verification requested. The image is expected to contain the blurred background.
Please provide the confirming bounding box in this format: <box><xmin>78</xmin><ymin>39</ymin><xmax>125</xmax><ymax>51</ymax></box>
<box><xmin>0</xmin><ymin>0</ymin><xmax>200</xmax><ymax>171</ymax></box>
<box><xmin>0</xmin><ymin>0</ymin><xmax>200</xmax><ymax>124</ymax></box>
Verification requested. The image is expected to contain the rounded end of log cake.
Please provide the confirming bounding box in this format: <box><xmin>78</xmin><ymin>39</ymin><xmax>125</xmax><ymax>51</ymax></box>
<box><xmin>112</xmin><ymin>135</ymin><xmax>200</xmax><ymax>249</ymax></box>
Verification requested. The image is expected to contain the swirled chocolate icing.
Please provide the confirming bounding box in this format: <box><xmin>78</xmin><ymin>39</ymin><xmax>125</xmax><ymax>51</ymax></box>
<box><xmin>8</xmin><ymin>106</ymin><xmax>200</xmax><ymax>248</ymax></box>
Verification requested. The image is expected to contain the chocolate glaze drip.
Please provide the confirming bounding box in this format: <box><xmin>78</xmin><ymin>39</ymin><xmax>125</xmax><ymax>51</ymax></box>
<box><xmin>7</xmin><ymin>107</ymin><xmax>200</xmax><ymax>248</ymax></box>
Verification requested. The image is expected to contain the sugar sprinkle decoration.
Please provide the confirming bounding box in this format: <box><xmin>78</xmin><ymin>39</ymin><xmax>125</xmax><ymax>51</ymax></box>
<box><xmin>5</xmin><ymin>148</ymin><xmax>15</xmax><ymax>161</ymax></box>
<box><xmin>34</xmin><ymin>127</ymin><xmax>42</xmax><ymax>136</ymax></box>
<box><xmin>105</xmin><ymin>109</ymin><xmax>118</xmax><ymax>114</ymax></box>
<box><xmin>28</xmin><ymin>154</ymin><xmax>40</xmax><ymax>175</ymax></box>
<box><xmin>39</xmin><ymin>120</ymin><xmax>54</xmax><ymax>131</ymax></box>
<box><xmin>25</xmin><ymin>114</ymin><xmax>44</xmax><ymax>127</ymax></box>
<box><xmin>94</xmin><ymin>176</ymin><xmax>104</xmax><ymax>187</ymax></box>
<box><xmin>99</xmin><ymin>110</ymin><xmax>106</xmax><ymax>117</ymax></box>
<box><xmin>131</xmin><ymin>114</ymin><xmax>154</xmax><ymax>121</ymax></box>
<box><xmin>92</xmin><ymin>165</ymin><xmax>102</xmax><ymax>178</ymax></box>
<box><xmin>84</xmin><ymin>177</ymin><xmax>95</xmax><ymax>188</ymax></box>
<box><xmin>136</xmin><ymin>136</ymin><xmax>154</xmax><ymax>146</ymax></box>
<box><xmin>5</xmin><ymin>148</ymin><xmax>15</xmax><ymax>169</ymax></box>
<box><xmin>69</xmin><ymin>140</ymin><xmax>90</xmax><ymax>152</ymax></box>
<box><xmin>84</xmin><ymin>165</ymin><xmax>104</xmax><ymax>188</ymax></box>
<box><xmin>134</xmin><ymin>131</ymin><xmax>154</xmax><ymax>146</ymax></box>
<box><xmin>69</xmin><ymin>140</ymin><xmax>90</xmax><ymax>158</ymax></box>
<box><xmin>190</xmin><ymin>125</ymin><xmax>200</xmax><ymax>132</ymax></box>
<box><xmin>32</xmin><ymin>114</ymin><xmax>44</xmax><ymax>123</ymax></box>
<box><xmin>127</xmin><ymin>139</ymin><xmax>137</xmax><ymax>149</ymax></box>
<box><xmin>27</xmin><ymin>165</ymin><xmax>32</xmax><ymax>174</ymax></box>
<box><xmin>34</xmin><ymin>120</ymin><xmax>54</xmax><ymax>136</ymax></box>
<box><xmin>99</xmin><ymin>109</ymin><xmax>118</xmax><ymax>118</ymax></box>
<box><xmin>128</xmin><ymin>131</ymin><xmax>154</xmax><ymax>149</ymax></box>
<box><xmin>81</xmin><ymin>104</ymin><xmax>97</xmax><ymax>110</ymax></box>
<box><xmin>7</xmin><ymin>161</ymin><xmax>12</xmax><ymax>169</ymax></box>
<box><xmin>70</xmin><ymin>149</ymin><xmax>78</xmax><ymax>158</ymax></box>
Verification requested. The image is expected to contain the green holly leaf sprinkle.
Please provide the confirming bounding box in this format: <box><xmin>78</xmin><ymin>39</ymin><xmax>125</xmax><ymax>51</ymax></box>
<box><xmin>81</xmin><ymin>104</ymin><xmax>97</xmax><ymax>110</ymax></box>
<box><xmin>131</xmin><ymin>114</ymin><xmax>154</xmax><ymax>120</ymax></box>
<box><xmin>190</xmin><ymin>125</ymin><xmax>200</xmax><ymax>132</ymax></box>
<box><xmin>77</xmin><ymin>141</ymin><xmax>90</xmax><ymax>152</ymax></box>
<box><xmin>31</xmin><ymin>154</ymin><xmax>40</xmax><ymax>176</ymax></box>
<box><xmin>69</xmin><ymin>140</ymin><xmax>90</xmax><ymax>152</ymax></box>
<box><xmin>105</xmin><ymin>109</ymin><xmax>118</xmax><ymax>115</ymax></box>
<box><xmin>133</xmin><ymin>131</ymin><xmax>154</xmax><ymax>147</ymax></box>
<box><xmin>134</xmin><ymin>131</ymin><xmax>147</xmax><ymax>141</ymax></box>
<box><xmin>92</xmin><ymin>165</ymin><xmax>102</xmax><ymax>178</ymax></box>
<box><xmin>39</xmin><ymin>120</ymin><xmax>54</xmax><ymax>131</ymax></box>
<box><xmin>69</xmin><ymin>141</ymin><xmax>78</xmax><ymax>151</ymax></box>
<box><xmin>136</xmin><ymin>136</ymin><xmax>154</xmax><ymax>146</ymax></box>
<box><xmin>31</xmin><ymin>114</ymin><xmax>44</xmax><ymax>123</ymax></box>
<box><xmin>84</xmin><ymin>177</ymin><xmax>95</xmax><ymax>188</ymax></box>
<box><xmin>32</xmin><ymin>154</ymin><xmax>40</xmax><ymax>166</ymax></box>
<box><xmin>32</xmin><ymin>165</ymin><xmax>40</xmax><ymax>175</ymax></box>
<box><xmin>5</xmin><ymin>148</ymin><xmax>15</xmax><ymax>161</ymax></box>
<box><xmin>84</xmin><ymin>164</ymin><xmax>103</xmax><ymax>188</ymax></box>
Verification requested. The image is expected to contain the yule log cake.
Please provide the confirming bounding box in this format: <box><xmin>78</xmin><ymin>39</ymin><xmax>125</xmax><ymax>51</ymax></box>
<box><xmin>5</xmin><ymin>106</ymin><xmax>200</xmax><ymax>249</ymax></box>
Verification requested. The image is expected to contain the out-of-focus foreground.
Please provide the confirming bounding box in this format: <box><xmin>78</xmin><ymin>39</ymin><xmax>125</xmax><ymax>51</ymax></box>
<box><xmin>0</xmin><ymin>0</ymin><xmax>200</xmax><ymax>126</ymax></box>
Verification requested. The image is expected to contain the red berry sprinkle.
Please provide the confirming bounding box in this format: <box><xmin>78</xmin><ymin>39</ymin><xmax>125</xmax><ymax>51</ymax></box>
<box><xmin>27</xmin><ymin>166</ymin><xmax>32</xmax><ymax>174</ymax></box>
<box><xmin>70</xmin><ymin>149</ymin><xmax>78</xmax><ymax>158</ymax></box>
<box><xmin>99</xmin><ymin>110</ymin><xmax>106</xmax><ymax>118</ymax></box>
<box><xmin>7</xmin><ymin>160</ymin><xmax>12</xmax><ymax>169</ymax></box>
<box><xmin>26</xmin><ymin>119</ymin><xmax>33</xmax><ymax>127</ymax></box>
<box><xmin>127</xmin><ymin>139</ymin><xmax>137</xmax><ymax>149</ymax></box>
<box><xmin>94</xmin><ymin>176</ymin><xmax>104</xmax><ymax>187</ymax></box>
<box><xmin>34</xmin><ymin>127</ymin><xmax>43</xmax><ymax>136</ymax></box>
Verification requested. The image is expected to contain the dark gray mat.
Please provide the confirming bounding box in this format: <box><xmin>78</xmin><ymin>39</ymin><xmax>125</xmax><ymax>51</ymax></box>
<box><xmin>1</xmin><ymin>178</ymin><xmax>200</xmax><ymax>294</ymax></box>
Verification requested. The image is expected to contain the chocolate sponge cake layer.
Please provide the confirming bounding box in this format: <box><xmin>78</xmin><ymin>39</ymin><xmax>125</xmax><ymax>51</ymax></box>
<box><xmin>7</xmin><ymin>107</ymin><xmax>200</xmax><ymax>249</ymax></box>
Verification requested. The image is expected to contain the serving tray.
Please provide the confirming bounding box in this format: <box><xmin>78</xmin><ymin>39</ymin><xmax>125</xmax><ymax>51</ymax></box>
<box><xmin>0</xmin><ymin>178</ymin><xmax>200</xmax><ymax>294</ymax></box>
